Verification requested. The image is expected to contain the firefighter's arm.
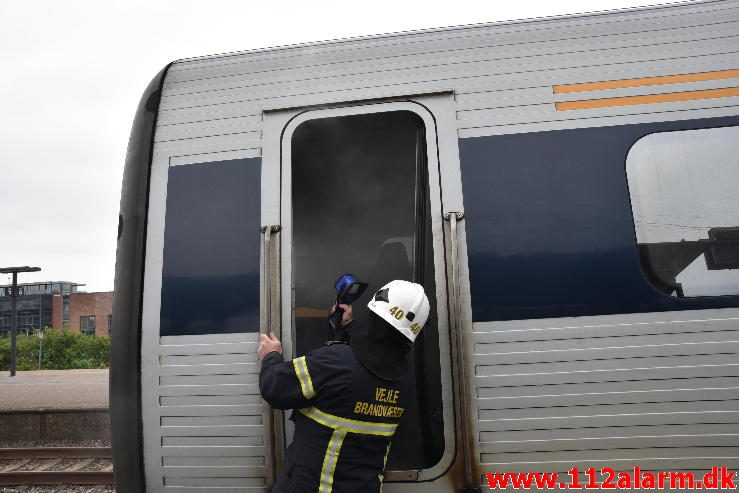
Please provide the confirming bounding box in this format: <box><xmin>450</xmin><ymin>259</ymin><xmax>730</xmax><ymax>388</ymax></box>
<box><xmin>258</xmin><ymin>332</ymin><xmax>314</xmax><ymax>410</ymax></box>
<box><xmin>259</xmin><ymin>350</ymin><xmax>316</xmax><ymax>410</ymax></box>
<box><xmin>258</xmin><ymin>336</ymin><xmax>351</xmax><ymax>410</ymax></box>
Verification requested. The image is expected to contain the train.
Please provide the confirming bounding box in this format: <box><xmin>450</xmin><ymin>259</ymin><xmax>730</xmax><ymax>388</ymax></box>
<box><xmin>110</xmin><ymin>0</ymin><xmax>739</xmax><ymax>491</ymax></box>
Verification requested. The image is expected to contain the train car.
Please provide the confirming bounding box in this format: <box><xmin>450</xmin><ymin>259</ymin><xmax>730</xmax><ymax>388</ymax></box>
<box><xmin>111</xmin><ymin>1</ymin><xmax>739</xmax><ymax>491</ymax></box>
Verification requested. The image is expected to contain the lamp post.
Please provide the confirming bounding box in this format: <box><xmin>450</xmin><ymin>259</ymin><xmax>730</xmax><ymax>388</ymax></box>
<box><xmin>1</xmin><ymin>266</ymin><xmax>41</xmax><ymax>376</ymax></box>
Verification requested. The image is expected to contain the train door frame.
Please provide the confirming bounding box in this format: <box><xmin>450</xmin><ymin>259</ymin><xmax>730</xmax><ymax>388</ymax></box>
<box><xmin>260</xmin><ymin>95</ymin><xmax>473</xmax><ymax>484</ymax></box>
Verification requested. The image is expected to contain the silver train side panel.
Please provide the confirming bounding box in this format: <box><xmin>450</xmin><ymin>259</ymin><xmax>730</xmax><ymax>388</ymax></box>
<box><xmin>474</xmin><ymin>309</ymin><xmax>739</xmax><ymax>479</ymax></box>
<box><xmin>139</xmin><ymin>1</ymin><xmax>739</xmax><ymax>490</ymax></box>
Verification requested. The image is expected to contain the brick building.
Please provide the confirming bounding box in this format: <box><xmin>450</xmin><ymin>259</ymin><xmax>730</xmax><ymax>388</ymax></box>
<box><xmin>0</xmin><ymin>281</ymin><xmax>112</xmax><ymax>336</ymax></box>
<box><xmin>58</xmin><ymin>291</ymin><xmax>114</xmax><ymax>335</ymax></box>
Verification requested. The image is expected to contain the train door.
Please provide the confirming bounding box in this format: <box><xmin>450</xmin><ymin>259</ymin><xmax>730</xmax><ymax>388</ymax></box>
<box><xmin>261</xmin><ymin>97</ymin><xmax>475</xmax><ymax>489</ymax></box>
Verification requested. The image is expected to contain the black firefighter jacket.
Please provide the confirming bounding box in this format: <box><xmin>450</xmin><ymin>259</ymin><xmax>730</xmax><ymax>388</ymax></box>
<box><xmin>259</xmin><ymin>342</ymin><xmax>410</xmax><ymax>493</ymax></box>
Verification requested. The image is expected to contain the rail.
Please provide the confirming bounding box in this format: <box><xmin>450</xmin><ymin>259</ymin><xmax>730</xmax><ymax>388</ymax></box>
<box><xmin>261</xmin><ymin>224</ymin><xmax>284</xmax><ymax>489</ymax></box>
<box><xmin>444</xmin><ymin>212</ymin><xmax>480</xmax><ymax>493</ymax></box>
<box><xmin>0</xmin><ymin>447</ymin><xmax>114</xmax><ymax>486</ymax></box>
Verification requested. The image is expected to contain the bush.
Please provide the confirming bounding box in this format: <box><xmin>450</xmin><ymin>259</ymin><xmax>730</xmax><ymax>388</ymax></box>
<box><xmin>0</xmin><ymin>328</ymin><xmax>110</xmax><ymax>371</ymax></box>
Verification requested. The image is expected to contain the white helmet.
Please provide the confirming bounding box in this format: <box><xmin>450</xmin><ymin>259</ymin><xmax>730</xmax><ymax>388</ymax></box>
<box><xmin>367</xmin><ymin>280</ymin><xmax>430</xmax><ymax>343</ymax></box>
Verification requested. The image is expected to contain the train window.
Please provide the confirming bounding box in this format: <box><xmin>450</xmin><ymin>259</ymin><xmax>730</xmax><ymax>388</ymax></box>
<box><xmin>290</xmin><ymin>110</ymin><xmax>445</xmax><ymax>471</ymax></box>
<box><xmin>160</xmin><ymin>158</ymin><xmax>261</xmax><ymax>336</ymax></box>
<box><xmin>627</xmin><ymin>125</ymin><xmax>739</xmax><ymax>297</ymax></box>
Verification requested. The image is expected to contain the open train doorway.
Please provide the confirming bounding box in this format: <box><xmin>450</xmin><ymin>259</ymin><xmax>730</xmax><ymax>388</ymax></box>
<box><xmin>285</xmin><ymin>107</ymin><xmax>446</xmax><ymax>472</ymax></box>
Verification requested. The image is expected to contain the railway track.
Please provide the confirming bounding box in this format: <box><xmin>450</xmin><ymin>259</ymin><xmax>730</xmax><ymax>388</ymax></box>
<box><xmin>0</xmin><ymin>447</ymin><xmax>114</xmax><ymax>486</ymax></box>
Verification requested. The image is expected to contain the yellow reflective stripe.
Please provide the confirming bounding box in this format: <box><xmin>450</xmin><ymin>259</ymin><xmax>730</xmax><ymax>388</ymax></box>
<box><xmin>292</xmin><ymin>356</ymin><xmax>316</xmax><ymax>399</ymax></box>
<box><xmin>299</xmin><ymin>406</ymin><xmax>398</xmax><ymax>436</ymax></box>
<box><xmin>318</xmin><ymin>429</ymin><xmax>346</xmax><ymax>493</ymax></box>
<box><xmin>379</xmin><ymin>442</ymin><xmax>391</xmax><ymax>491</ymax></box>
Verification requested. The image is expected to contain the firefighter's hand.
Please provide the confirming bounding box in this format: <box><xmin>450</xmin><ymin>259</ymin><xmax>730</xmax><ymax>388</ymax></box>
<box><xmin>258</xmin><ymin>332</ymin><xmax>282</xmax><ymax>360</ymax></box>
<box><xmin>331</xmin><ymin>303</ymin><xmax>354</xmax><ymax>328</ymax></box>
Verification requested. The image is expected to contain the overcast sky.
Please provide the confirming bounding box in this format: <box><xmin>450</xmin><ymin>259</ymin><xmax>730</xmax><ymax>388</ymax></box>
<box><xmin>1</xmin><ymin>0</ymin><xmax>665</xmax><ymax>291</ymax></box>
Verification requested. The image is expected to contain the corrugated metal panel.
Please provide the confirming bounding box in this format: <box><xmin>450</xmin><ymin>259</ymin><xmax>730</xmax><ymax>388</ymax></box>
<box><xmin>474</xmin><ymin>309</ymin><xmax>739</xmax><ymax>475</ymax></box>
<box><xmin>153</xmin><ymin>0</ymin><xmax>739</xmax><ymax>158</ymax></box>
<box><xmin>152</xmin><ymin>332</ymin><xmax>268</xmax><ymax>492</ymax></box>
<box><xmin>169</xmin><ymin>1</ymin><xmax>736</xmax><ymax>77</ymax></box>
<box><xmin>157</xmin><ymin>363</ymin><xmax>259</xmax><ymax>377</ymax></box>
<box><xmin>158</xmin><ymin>39</ymin><xmax>739</xmax><ymax>114</ymax></box>
<box><xmin>156</xmin><ymin>115</ymin><xmax>261</xmax><ymax>142</ymax></box>
<box><xmin>161</xmin><ymin>22</ymin><xmax>739</xmax><ymax>99</ymax></box>
<box><xmin>158</xmin><ymin>341</ymin><xmax>259</xmax><ymax>356</ymax></box>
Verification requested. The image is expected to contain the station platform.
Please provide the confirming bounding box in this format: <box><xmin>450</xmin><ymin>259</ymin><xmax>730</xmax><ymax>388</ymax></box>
<box><xmin>0</xmin><ymin>369</ymin><xmax>109</xmax><ymax>411</ymax></box>
<box><xmin>0</xmin><ymin>370</ymin><xmax>110</xmax><ymax>443</ymax></box>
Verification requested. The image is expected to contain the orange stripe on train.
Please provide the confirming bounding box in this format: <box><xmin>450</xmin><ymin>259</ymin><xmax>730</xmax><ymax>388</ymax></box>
<box><xmin>554</xmin><ymin>68</ymin><xmax>739</xmax><ymax>94</ymax></box>
<box><xmin>555</xmin><ymin>86</ymin><xmax>739</xmax><ymax>111</ymax></box>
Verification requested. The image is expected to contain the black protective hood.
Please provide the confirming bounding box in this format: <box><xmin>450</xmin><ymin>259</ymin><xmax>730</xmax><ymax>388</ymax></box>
<box><xmin>349</xmin><ymin>312</ymin><xmax>413</xmax><ymax>381</ymax></box>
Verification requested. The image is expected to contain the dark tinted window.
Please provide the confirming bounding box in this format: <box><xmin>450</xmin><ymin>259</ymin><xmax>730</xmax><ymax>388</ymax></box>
<box><xmin>0</xmin><ymin>296</ymin><xmax>51</xmax><ymax>334</ymax></box>
<box><xmin>461</xmin><ymin>115</ymin><xmax>739</xmax><ymax>322</ymax></box>
<box><xmin>160</xmin><ymin>158</ymin><xmax>261</xmax><ymax>336</ymax></box>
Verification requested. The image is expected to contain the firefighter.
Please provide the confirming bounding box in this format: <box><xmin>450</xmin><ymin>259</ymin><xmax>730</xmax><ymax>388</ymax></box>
<box><xmin>258</xmin><ymin>280</ymin><xmax>430</xmax><ymax>493</ymax></box>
